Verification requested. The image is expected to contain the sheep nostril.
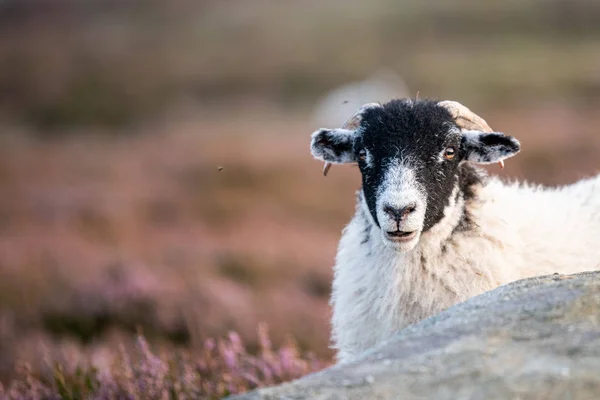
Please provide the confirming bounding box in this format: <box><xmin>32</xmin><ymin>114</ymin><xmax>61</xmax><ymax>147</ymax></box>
<box><xmin>383</xmin><ymin>204</ymin><xmax>416</xmax><ymax>222</ymax></box>
<box><xmin>383</xmin><ymin>205</ymin><xmax>397</xmax><ymax>218</ymax></box>
<box><xmin>404</xmin><ymin>205</ymin><xmax>416</xmax><ymax>215</ymax></box>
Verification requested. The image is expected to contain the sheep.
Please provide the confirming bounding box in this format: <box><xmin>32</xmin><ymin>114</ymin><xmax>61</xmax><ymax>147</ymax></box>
<box><xmin>310</xmin><ymin>98</ymin><xmax>600</xmax><ymax>363</ymax></box>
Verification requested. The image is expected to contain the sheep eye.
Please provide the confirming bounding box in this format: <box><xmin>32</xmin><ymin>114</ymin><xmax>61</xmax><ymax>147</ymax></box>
<box><xmin>358</xmin><ymin>149</ymin><xmax>367</xmax><ymax>161</ymax></box>
<box><xmin>444</xmin><ymin>147</ymin><xmax>456</xmax><ymax>160</ymax></box>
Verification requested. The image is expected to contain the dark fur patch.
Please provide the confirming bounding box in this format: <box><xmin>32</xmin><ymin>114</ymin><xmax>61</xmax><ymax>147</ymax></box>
<box><xmin>462</xmin><ymin>133</ymin><xmax>520</xmax><ymax>164</ymax></box>
<box><xmin>360</xmin><ymin>210</ymin><xmax>371</xmax><ymax>245</ymax></box>
<box><xmin>360</xmin><ymin>226</ymin><xmax>370</xmax><ymax>245</ymax></box>
<box><xmin>357</xmin><ymin>194</ymin><xmax>372</xmax><ymax>245</ymax></box>
<box><xmin>355</xmin><ymin>99</ymin><xmax>461</xmax><ymax>230</ymax></box>
<box><xmin>453</xmin><ymin>164</ymin><xmax>486</xmax><ymax>232</ymax></box>
<box><xmin>479</xmin><ymin>133</ymin><xmax>507</xmax><ymax>146</ymax></box>
<box><xmin>458</xmin><ymin>164</ymin><xmax>487</xmax><ymax>201</ymax></box>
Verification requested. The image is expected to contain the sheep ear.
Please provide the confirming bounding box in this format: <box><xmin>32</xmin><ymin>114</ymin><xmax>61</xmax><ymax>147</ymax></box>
<box><xmin>310</xmin><ymin>128</ymin><xmax>357</xmax><ymax>164</ymax></box>
<box><xmin>311</xmin><ymin>102</ymin><xmax>381</xmax><ymax>175</ymax></box>
<box><xmin>461</xmin><ymin>131</ymin><xmax>521</xmax><ymax>164</ymax></box>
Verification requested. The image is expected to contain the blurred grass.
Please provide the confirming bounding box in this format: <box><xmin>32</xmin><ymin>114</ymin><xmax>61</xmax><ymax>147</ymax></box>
<box><xmin>0</xmin><ymin>109</ymin><xmax>348</xmax><ymax>381</ymax></box>
<box><xmin>1</xmin><ymin>0</ymin><xmax>600</xmax><ymax>128</ymax></box>
<box><xmin>1</xmin><ymin>330</ymin><xmax>327</xmax><ymax>399</ymax></box>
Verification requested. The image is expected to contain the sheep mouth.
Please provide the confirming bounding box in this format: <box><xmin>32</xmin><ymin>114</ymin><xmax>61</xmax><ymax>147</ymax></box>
<box><xmin>385</xmin><ymin>230</ymin><xmax>417</xmax><ymax>242</ymax></box>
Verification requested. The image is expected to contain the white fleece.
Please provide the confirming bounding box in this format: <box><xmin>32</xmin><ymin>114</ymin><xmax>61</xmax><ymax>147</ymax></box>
<box><xmin>331</xmin><ymin>174</ymin><xmax>600</xmax><ymax>362</ymax></box>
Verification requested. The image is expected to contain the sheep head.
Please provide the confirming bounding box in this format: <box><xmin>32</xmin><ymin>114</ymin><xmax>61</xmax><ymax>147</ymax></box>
<box><xmin>310</xmin><ymin>99</ymin><xmax>521</xmax><ymax>252</ymax></box>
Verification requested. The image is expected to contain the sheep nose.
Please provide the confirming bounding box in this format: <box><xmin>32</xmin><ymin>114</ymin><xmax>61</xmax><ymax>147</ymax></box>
<box><xmin>383</xmin><ymin>203</ymin><xmax>416</xmax><ymax>222</ymax></box>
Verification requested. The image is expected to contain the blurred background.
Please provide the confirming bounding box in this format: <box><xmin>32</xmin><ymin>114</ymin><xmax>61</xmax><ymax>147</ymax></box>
<box><xmin>1</xmin><ymin>0</ymin><xmax>600</xmax><ymax>385</ymax></box>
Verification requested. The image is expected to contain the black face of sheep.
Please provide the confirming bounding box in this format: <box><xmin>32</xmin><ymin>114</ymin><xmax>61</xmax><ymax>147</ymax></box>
<box><xmin>311</xmin><ymin>99</ymin><xmax>521</xmax><ymax>252</ymax></box>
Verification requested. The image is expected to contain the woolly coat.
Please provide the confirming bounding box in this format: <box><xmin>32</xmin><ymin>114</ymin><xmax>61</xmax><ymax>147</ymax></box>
<box><xmin>331</xmin><ymin>171</ymin><xmax>600</xmax><ymax>362</ymax></box>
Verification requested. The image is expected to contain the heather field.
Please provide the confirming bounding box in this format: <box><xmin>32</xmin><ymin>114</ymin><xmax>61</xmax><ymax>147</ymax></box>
<box><xmin>3</xmin><ymin>104</ymin><xmax>600</xmax><ymax>397</ymax></box>
<box><xmin>1</xmin><ymin>0</ymin><xmax>600</xmax><ymax>398</ymax></box>
<box><xmin>0</xmin><ymin>108</ymin><xmax>341</xmax><ymax>398</ymax></box>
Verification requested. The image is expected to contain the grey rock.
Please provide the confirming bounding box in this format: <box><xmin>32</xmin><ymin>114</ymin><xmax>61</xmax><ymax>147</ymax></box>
<box><xmin>228</xmin><ymin>271</ymin><xmax>600</xmax><ymax>400</ymax></box>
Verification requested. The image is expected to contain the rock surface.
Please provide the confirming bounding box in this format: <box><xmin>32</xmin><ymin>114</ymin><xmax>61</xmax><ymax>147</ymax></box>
<box><xmin>229</xmin><ymin>271</ymin><xmax>600</xmax><ymax>400</ymax></box>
